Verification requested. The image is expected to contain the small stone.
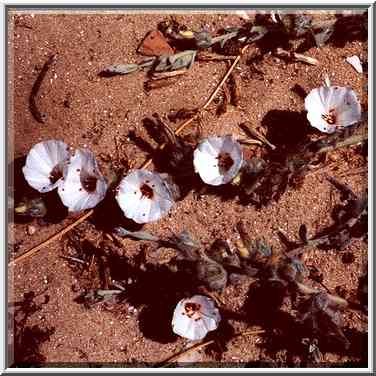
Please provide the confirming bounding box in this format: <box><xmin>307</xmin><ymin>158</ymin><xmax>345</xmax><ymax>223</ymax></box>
<box><xmin>328</xmin><ymin>152</ymin><xmax>339</xmax><ymax>162</ymax></box>
<box><xmin>27</xmin><ymin>225</ymin><xmax>36</xmax><ymax>235</ymax></box>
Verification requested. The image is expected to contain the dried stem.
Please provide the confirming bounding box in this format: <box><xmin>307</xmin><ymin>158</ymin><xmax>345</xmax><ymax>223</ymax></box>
<box><xmin>296</xmin><ymin>282</ymin><xmax>348</xmax><ymax>307</ymax></box>
<box><xmin>160</xmin><ymin>328</ymin><xmax>265</xmax><ymax>367</ymax></box>
<box><xmin>316</xmin><ymin>134</ymin><xmax>367</xmax><ymax>155</ymax></box>
<box><xmin>160</xmin><ymin>340</ymin><xmax>215</xmax><ymax>366</ymax></box>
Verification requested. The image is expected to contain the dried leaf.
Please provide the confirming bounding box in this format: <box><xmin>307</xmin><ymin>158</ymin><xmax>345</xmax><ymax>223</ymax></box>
<box><xmin>196</xmin><ymin>51</ymin><xmax>237</xmax><ymax>61</ymax></box>
<box><xmin>228</xmin><ymin>72</ymin><xmax>240</xmax><ymax>106</ymax></box>
<box><xmin>297</xmin><ymin>292</ymin><xmax>350</xmax><ymax>349</ymax></box>
<box><xmin>298</xmin><ymin>224</ymin><xmax>308</xmax><ymax>244</ymax></box>
<box><xmin>154</xmin><ymin>50</ymin><xmax>197</xmax><ymax>72</ymax></box>
<box><xmin>293</xmin><ymin>14</ymin><xmax>313</xmax><ymax>37</ymax></box>
<box><xmin>301</xmin><ymin>338</ymin><xmax>323</xmax><ymax>364</ymax></box>
<box><xmin>311</xmin><ymin>20</ymin><xmax>336</xmax><ymax>47</ymax></box>
<box><xmin>15</xmin><ymin>197</ymin><xmax>47</xmax><ymax>218</ymax></box>
<box><xmin>239</xmin><ymin>122</ymin><xmax>276</xmax><ymax>150</ymax></box>
<box><xmin>168</xmin><ymin>108</ymin><xmax>199</xmax><ymax>123</ymax></box>
<box><xmin>206</xmin><ymin>239</ymin><xmax>241</xmax><ymax>269</ymax></box>
<box><xmin>151</xmin><ymin>69</ymin><xmax>188</xmax><ymax>79</ymax></box>
<box><xmin>262</xmin><ymin>254</ymin><xmax>307</xmax><ymax>287</ymax></box>
<box><xmin>99</xmin><ymin>63</ymin><xmax>141</xmax><ymax>76</ymax></box>
<box><xmin>113</xmin><ymin>227</ymin><xmax>160</xmax><ymax>242</ymax></box>
<box><xmin>196</xmin><ymin>257</ymin><xmax>228</xmax><ymax>292</ymax></box>
<box><xmin>137</xmin><ymin>30</ymin><xmax>174</xmax><ymax>56</ymax></box>
<box><xmin>216</xmin><ymin>83</ymin><xmax>230</xmax><ymax>116</ymax></box>
<box><xmin>144</xmin><ymin>78</ymin><xmax>179</xmax><ymax>91</ymax></box>
<box><xmin>246</xmin><ymin>25</ymin><xmax>268</xmax><ymax>43</ymax></box>
<box><xmin>275</xmin><ymin>48</ymin><xmax>319</xmax><ymax>65</ymax></box>
<box><xmin>278</xmin><ymin>13</ymin><xmax>312</xmax><ymax>37</ymax></box>
<box><xmin>166</xmin><ymin>230</ymin><xmax>202</xmax><ymax>261</ymax></box>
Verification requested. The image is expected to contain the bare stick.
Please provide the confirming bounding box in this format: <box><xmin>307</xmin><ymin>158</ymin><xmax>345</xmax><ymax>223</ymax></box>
<box><xmin>141</xmin><ymin>45</ymin><xmax>249</xmax><ymax>169</ymax></box>
<box><xmin>160</xmin><ymin>340</ymin><xmax>215</xmax><ymax>366</ymax></box>
<box><xmin>160</xmin><ymin>328</ymin><xmax>265</xmax><ymax>367</ymax></box>
<box><xmin>10</xmin><ymin>209</ymin><xmax>94</xmax><ymax>265</ymax></box>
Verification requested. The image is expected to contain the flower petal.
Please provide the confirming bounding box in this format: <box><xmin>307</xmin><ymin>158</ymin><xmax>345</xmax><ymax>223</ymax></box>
<box><xmin>307</xmin><ymin>111</ymin><xmax>336</xmax><ymax>134</ymax></box>
<box><xmin>171</xmin><ymin>295</ymin><xmax>221</xmax><ymax>340</ymax></box>
<box><xmin>22</xmin><ymin>140</ymin><xmax>70</xmax><ymax>193</ymax></box>
<box><xmin>305</xmin><ymin>86</ymin><xmax>361</xmax><ymax>133</ymax></box>
<box><xmin>58</xmin><ymin>148</ymin><xmax>107</xmax><ymax>212</ymax></box>
<box><xmin>116</xmin><ymin>170</ymin><xmax>175</xmax><ymax>223</ymax></box>
<box><xmin>304</xmin><ymin>87</ymin><xmax>327</xmax><ymax>115</ymax></box>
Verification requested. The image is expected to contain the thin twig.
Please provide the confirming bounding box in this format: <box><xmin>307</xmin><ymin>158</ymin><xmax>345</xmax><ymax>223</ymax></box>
<box><xmin>10</xmin><ymin>209</ymin><xmax>93</xmax><ymax>265</ymax></box>
<box><xmin>316</xmin><ymin>134</ymin><xmax>367</xmax><ymax>155</ymax></box>
<box><xmin>296</xmin><ymin>282</ymin><xmax>348</xmax><ymax>307</ymax></box>
<box><xmin>160</xmin><ymin>340</ymin><xmax>214</xmax><ymax>367</ymax></box>
<box><xmin>197</xmin><ymin>51</ymin><xmax>238</xmax><ymax>61</ymax></box>
<box><xmin>160</xmin><ymin>328</ymin><xmax>265</xmax><ymax>367</ymax></box>
<box><xmin>338</xmin><ymin>166</ymin><xmax>367</xmax><ymax>178</ymax></box>
<box><xmin>59</xmin><ymin>255</ymin><xmax>87</xmax><ymax>265</ymax></box>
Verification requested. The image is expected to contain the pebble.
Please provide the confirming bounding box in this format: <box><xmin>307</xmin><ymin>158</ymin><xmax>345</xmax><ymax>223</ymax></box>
<box><xmin>27</xmin><ymin>225</ymin><xmax>36</xmax><ymax>235</ymax></box>
<box><xmin>328</xmin><ymin>153</ymin><xmax>339</xmax><ymax>162</ymax></box>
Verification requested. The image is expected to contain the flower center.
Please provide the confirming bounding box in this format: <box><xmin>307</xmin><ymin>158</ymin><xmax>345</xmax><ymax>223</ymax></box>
<box><xmin>217</xmin><ymin>152</ymin><xmax>234</xmax><ymax>172</ymax></box>
<box><xmin>321</xmin><ymin>108</ymin><xmax>336</xmax><ymax>125</ymax></box>
<box><xmin>140</xmin><ymin>183</ymin><xmax>154</xmax><ymax>199</ymax></box>
<box><xmin>49</xmin><ymin>165</ymin><xmax>63</xmax><ymax>184</ymax></box>
<box><xmin>82</xmin><ymin>176</ymin><xmax>97</xmax><ymax>193</ymax></box>
<box><xmin>183</xmin><ymin>302</ymin><xmax>202</xmax><ymax>319</ymax></box>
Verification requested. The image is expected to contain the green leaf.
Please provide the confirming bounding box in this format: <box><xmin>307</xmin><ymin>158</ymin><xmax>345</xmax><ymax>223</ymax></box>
<box><xmin>113</xmin><ymin>227</ymin><xmax>160</xmax><ymax>242</ymax></box>
<box><xmin>246</xmin><ymin>26</ymin><xmax>268</xmax><ymax>43</ymax></box>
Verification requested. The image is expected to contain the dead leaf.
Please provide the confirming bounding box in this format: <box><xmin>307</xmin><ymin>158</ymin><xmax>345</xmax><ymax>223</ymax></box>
<box><xmin>137</xmin><ymin>30</ymin><xmax>174</xmax><ymax>56</ymax></box>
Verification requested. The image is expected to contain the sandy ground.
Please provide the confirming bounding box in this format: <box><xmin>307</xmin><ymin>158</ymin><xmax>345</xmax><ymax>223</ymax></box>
<box><xmin>8</xmin><ymin>11</ymin><xmax>368</xmax><ymax>367</ymax></box>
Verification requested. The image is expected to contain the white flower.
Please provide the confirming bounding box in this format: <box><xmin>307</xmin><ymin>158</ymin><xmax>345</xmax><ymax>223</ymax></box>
<box><xmin>305</xmin><ymin>86</ymin><xmax>362</xmax><ymax>134</ymax></box>
<box><xmin>22</xmin><ymin>139</ymin><xmax>70</xmax><ymax>193</ymax></box>
<box><xmin>116</xmin><ymin>169</ymin><xmax>174</xmax><ymax>224</ymax></box>
<box><xmin>172</xmin><ymin>295</ymin><xmax>221</xmax><ymax>341</ymax></box>
<box><xmin>193</xmin><ymin>135</ymin><xmax>243</xmax><ymax>186</ymax></box>
<box><xmin>58</xmin><ymin>149</ymin><xmax>107</xmax><ymax>212</ymax></box>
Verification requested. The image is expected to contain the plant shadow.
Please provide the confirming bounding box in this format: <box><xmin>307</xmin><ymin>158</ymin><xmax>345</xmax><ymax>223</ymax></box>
<box><xmin>9</xmin><ymin>156</ymin><xmax>68</xmax><ymax>224</ymax></box>
<box><xmin>9</xmin><ymin>291</ymin><xmax>54</xmax><ymax>367</ymax></box>
<box><xmin>261</xmin><ymin>110</ymin><xmax>312</xmax><ymax>159</ymax></box>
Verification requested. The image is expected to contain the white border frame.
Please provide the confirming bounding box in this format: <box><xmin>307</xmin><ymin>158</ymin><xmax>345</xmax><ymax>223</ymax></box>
<box><xmin>1</xmin><ymin>0</ymin><xmax>373</xmax><ymax>373</ymax></box>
